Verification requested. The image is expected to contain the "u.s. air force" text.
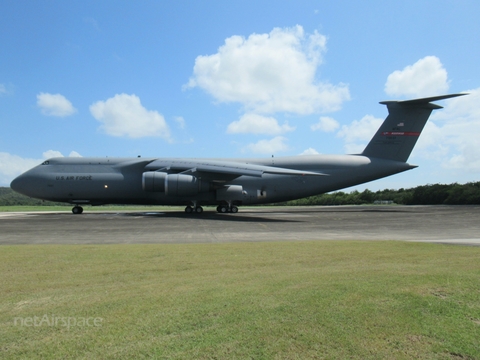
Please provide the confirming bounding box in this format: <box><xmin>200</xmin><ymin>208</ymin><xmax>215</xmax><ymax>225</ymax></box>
<box><xmin>56</xmin><ymin>175</ymin><xmax>93</xmax><ymax>180</ymax></box>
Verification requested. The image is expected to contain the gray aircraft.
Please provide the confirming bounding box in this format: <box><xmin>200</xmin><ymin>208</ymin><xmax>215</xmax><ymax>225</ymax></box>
<box><xmin>11</xmin><ymin>94</ymin><xmax>465</xmax><ymax>214</ymax></box>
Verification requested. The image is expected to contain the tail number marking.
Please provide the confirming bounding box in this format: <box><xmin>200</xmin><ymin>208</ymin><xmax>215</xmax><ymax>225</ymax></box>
<box><xmin>381</xmin><ymin>132</ymin><xmax>420</xmax><ymax>136</ymax></box>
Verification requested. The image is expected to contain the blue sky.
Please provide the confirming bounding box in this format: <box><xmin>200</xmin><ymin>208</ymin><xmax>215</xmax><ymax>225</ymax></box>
<box><xmin>1</xmin><ymin>0</ymin><xmax>479</xmax><ymax>190</ymax></box>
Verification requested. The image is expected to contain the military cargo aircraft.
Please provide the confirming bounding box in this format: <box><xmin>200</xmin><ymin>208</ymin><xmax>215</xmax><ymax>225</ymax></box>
<box><xmin>10</xmin><ymin>94</ymin><xmax>465</xmax><ymax>214</ymax></box>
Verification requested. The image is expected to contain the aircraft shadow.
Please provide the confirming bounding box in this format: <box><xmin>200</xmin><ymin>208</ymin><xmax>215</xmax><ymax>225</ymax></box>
<box><xmin>121</xmin><ymin>211</ymin><xmax>301</xmax><ymax>223</ymax></box>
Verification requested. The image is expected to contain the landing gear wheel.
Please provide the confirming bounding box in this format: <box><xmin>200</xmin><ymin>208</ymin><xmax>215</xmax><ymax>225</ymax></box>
<box><xmin>219</xmin><ymin>206</ymin><xmax>228</xmax><ymax>213</ymax></box>
<box><xmin>195</xmin><ymin>206</ymin><xmax>203</xmax><ymax>214</ymax></box>
<box><xmin>216</xmin><ymin>206</ymin><xmax>222</xmax><ymax>213</ymax></box>
<box><xmin>231</xmin><ymin>206</ymin><xmax>238</xmax><ymax>213</ymax></box>
<box><xmin>185</xmin><ymin>206</ymin><xmax>193</xmax><ymax>213</ymax></box>
<box><xmin>72</xmin><ymin>206</ymin><xmax>83</xmax><ymax>214</ymax></box>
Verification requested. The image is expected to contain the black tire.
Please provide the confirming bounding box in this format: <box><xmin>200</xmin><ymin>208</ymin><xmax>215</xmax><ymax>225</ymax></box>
<box><xmin>72</xmin><ymin>206</ymin><xmax>83</xmax><ymax>214</ymax></box>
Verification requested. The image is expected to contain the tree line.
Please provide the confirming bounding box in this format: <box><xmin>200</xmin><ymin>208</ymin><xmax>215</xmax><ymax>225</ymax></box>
<box><xmin>1</xmin><ymin>182</ymin><xmax>479</xmax><ymax>206</ymax></box>
<box><xmin>278</xmin><ymin>182</ymin><xmax>480</xmax><ymax>206</ymax></box>
<box><xmin>0</xmin><ymin>187</ymin><xmax>66</xmax><ymax>206</ymax></box>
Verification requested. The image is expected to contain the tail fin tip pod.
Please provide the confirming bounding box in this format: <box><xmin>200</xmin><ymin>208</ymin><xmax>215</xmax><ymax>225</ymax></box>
<box><xmin>361</xmin><ymin>93</ymin><xmax>467</xmax><ymax>162</ymax></box>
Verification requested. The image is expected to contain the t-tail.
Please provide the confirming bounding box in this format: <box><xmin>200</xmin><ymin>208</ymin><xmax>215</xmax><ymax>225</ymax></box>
<box><xmin>361</xmin><ymin>93</ymin><xmax>466</xmax><ymax>162</ymax></box>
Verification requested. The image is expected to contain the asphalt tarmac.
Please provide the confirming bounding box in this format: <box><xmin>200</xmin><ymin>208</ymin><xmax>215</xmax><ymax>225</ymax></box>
<box><xmin>1</xmin><ymin>205</ymin><xmax>479</xmax><ymax>246</ymax></box>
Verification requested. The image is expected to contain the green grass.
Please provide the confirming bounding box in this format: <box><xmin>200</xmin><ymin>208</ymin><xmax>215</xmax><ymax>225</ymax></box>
<box><xmin>1</xmin><ymin>241</ymin><xmax>479</xmax><ymax>359</ymax></box>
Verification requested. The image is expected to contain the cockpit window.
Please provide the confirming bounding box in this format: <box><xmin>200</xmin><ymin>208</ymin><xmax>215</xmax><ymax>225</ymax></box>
<box><xmin>41</xmin><ymin>161</ymin><xmax>50</xmax><ymax>165</ymax></box>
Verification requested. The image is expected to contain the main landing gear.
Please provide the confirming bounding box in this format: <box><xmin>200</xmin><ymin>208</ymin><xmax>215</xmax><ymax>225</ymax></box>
<box><xmin>184</xmin><ymin>205</ymin><xmax>203</xmax><ymax>214</ymax></box>
<box><xmin>216</xmin><ymin>205</ymin><xmax>238</xmax><ymax>213</ymax></box>
<box><xmin>183</xmin><ymin>203</ymin><xmax>240</xmax><ymax>214</ymax></box>
<box><xmin>72</xmin><ymin>205</ymin><xmax>84</xmax><ymax>214</ymax></box>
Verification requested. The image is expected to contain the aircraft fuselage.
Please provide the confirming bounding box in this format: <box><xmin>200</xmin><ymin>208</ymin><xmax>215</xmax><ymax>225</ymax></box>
<box><xmin>11</xmin><ymin>155</ymin><xmax>413</xmax><ymax>207</ymax></box>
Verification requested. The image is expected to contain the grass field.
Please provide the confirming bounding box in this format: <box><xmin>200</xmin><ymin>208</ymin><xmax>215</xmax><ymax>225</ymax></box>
<box><xmin>1</xmin><ymin>241</ymin><xmax>479</xmax><ymax>359</ymax></box>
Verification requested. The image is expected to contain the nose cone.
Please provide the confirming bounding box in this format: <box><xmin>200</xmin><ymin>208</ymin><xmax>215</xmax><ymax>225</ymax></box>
<box><xmin>11</xmin><ymin>173</ymin><xmax>29</xmax><ymax>196</ymax></box>
<box><xmin>10</xmin><ymin>171</ymin><xmax>39</xmax><ymax>198</ymax></box>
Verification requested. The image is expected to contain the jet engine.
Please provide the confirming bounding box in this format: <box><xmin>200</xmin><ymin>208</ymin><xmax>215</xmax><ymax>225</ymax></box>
<box><xmin>142</xmin><ymin>172</ymin><xmax>209</xmax><ymax>196</ymax></box>
<box><xmin>142</xmin><ymin>171</ymin><xmax>167</xmax><ymax>192</ymax></box>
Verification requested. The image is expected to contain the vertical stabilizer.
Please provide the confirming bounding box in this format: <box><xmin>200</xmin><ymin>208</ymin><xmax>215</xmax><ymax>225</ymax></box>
<box><xmin>361</xmin><ymin>94</ymin><xmax>466</xmax><ymax>162</ymax></box>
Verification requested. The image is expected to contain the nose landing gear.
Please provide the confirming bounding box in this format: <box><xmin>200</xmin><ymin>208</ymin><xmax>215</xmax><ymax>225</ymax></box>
<box><xmin>72</xmin><ymin>206</ymin><xmax>84</xmax><ymax>214</ymax></box>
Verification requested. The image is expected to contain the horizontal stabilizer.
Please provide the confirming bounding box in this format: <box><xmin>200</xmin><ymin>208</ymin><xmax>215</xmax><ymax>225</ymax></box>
<box><xmin>380</xmin><ymin>93</ymin><xmax>466</xmax><ymax>108</ymax></box>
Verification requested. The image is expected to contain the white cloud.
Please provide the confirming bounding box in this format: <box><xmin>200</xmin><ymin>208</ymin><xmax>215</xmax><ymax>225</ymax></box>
<box><xmin>311</xmin><ymin>116</ymin><xmax>339</xmax><ymax>132</ymax></box>
<box><xmin>415</xmin><ymin>88</ymin><xmax>480</xmax><ymax>172</ymax></box>
<box><xmin>384</xmin><ymin>56</ymin><xmax>449</xmax><ymax>98</ymax></box>
<box><xmin>42</xmin><ymin>150</ymin><xmax>64</xmax><ymax>159</ymax></box>
<box><xmin>412</xmin><ymin>121</ymin><xmax>446</xmax><ymax>158</ymax></box>
<box><xmin>337</xmin><ymin>115</ymin><xmax>383</xmax><ymax>154</ymax></box>
<box><xmin>244</xmin><ymin>136</ymin><xmax>289</xmax><ymax>154</ymax></box>
<box><xmin>174</xmin><ymin>116</ymin><xmax>186</xmax><ymax>129</ymax></box>
<box><xmin>37</xmin><ymin>92</ymin><xmax>77</xmax><ymax>117</ymax></box>
<box><xmin>41</xmin><ymin>150</ymin><xmax>82</xmax><ymax>159</ymax></box>
<box><xmin>0</xmin><ymin>150</ymin><xmax>82</xmax><ymax>186</ymax></box>
<box><xmin>0</xmin><ymin>84</ymin><xmax>6</xmax><ymax>95</ymax></box>
<box><xmin>186</xmin><ymin>25</ymin><xmax>350</xmax><ymax>114</ymax></box>
<box><xmin>444</xmin><ymin>144</ymin><xmax>480</xmax><ymax>172</ymax></box>
<box><xmin>300</xmin><ymin>148</ymin><xmax>320</xmax><ymax>155</ymax></box>
<box><xmin>0</xmin><ymin>153</ymin><xmax>41</xmax><ymax>186</ymax></box>
<box><xmin>90</xmin><ymin>94</ymin><xmax>170</xmax><ymax>139</ymax></box>
<box><xmin>227</xmin><ymin>113</ymin><xmax>294</xmax><ymax>135</ymax></box>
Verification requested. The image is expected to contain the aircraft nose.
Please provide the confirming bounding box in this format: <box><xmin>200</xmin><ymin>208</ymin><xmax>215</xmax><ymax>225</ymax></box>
<box><xmin>10</xmin><ymin>172</ymin><xmax>36</xmax><ymax>197</ymax></box>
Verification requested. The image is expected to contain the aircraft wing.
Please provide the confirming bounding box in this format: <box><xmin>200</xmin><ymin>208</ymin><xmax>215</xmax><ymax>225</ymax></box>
<box><xmin>144</xmin><ymin>159</ymin><xmax>327</xmax><ymax>180</ymax></box>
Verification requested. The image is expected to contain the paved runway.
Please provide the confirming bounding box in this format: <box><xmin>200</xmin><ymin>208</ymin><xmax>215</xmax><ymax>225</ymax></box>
<box><xmin>0</xmin><ymin>205</ymin><xmax>479</xmax><ymax>246</ymax></box>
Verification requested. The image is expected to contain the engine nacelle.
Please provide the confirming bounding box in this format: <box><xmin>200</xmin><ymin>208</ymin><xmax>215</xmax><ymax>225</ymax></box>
<box><xmin>142</xmin><ymin>172</ymin><xmax>209</xmax><ymax>197</ymax></box>
<box><xmin>142</xmin><ymin>171</ymin><xmax>167</xmax><ymax>192</ymax></box>
<box><xmin>165</xmin><ymin>174</ymin><xmax>200</xmax><ymax>197</ymax></box>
